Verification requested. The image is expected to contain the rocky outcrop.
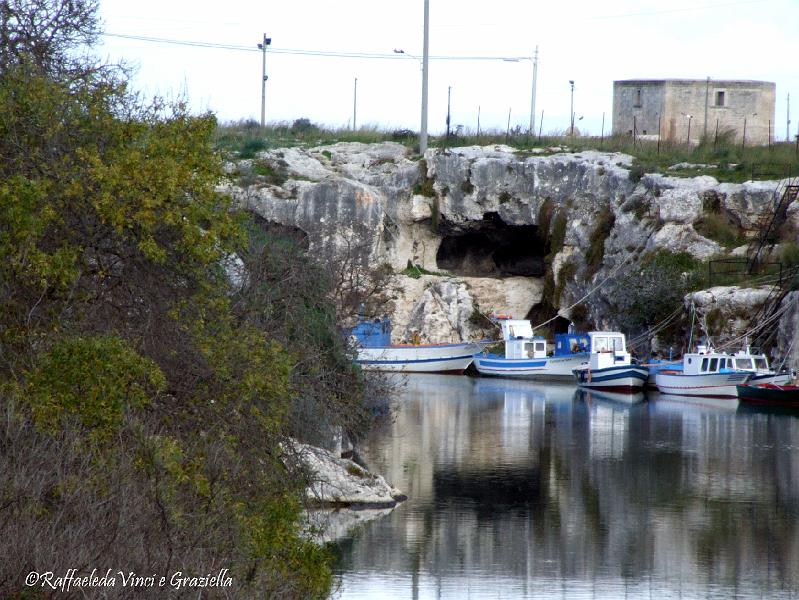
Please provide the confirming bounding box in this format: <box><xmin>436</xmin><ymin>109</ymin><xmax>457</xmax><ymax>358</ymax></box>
<box><xmin>289</xmin><ymin>441</ymin><xmax>406</xmax><ymax>509</ymax></box>
<box><xmin>223</xmin><ymin>142</ymin><xmax>796</xmax><ymax>354</ymax></box>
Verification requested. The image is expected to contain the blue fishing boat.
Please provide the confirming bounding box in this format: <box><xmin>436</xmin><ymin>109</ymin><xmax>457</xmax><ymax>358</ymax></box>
<box><xmin>473</xmin><ymin>319</ymin><xmax>590</xmax><ymax>380</ymax></box>
<box><xmin>348</xmin><ymin>318</ymin><xmax>487</xmax><ymax>373</ymax></box>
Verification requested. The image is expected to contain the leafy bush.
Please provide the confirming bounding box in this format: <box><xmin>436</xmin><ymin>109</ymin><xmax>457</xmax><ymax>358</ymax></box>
<box><xmin>585</xmin><ymin>206</ymin><xmax>616</xmax><ymax>272</ymax></box>
<box><xmin>694</xmin><ymin>213</ymin><xmax>746</xmax><ymax>248</ymax></box>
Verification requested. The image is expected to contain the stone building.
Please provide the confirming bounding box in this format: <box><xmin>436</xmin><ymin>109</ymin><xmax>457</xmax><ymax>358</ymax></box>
<box><xmin>612</xmin><ymin>79</ymin><xmax>776</xmax><ymax>145</ymax></box>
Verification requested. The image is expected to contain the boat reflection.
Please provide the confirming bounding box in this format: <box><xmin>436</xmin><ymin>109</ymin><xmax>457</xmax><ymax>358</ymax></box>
<box><xmin>576</xmin><ymin>387</ymin><xmax>645</xmax><ymax>405</ymax></box>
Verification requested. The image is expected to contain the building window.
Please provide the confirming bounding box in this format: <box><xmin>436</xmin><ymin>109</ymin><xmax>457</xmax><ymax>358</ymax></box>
<box><xmin>634</xmin><ymin>89</ymin><xmax>642</xmax><ymax>107</ymax></box>
<box><xmin>715</xmin><ymin>90</ymin><xmax>726</xmax><ymax>107</ymax></box>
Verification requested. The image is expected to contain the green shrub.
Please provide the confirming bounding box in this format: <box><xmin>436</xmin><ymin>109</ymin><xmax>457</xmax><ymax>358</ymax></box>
<box><xmin>585</xmin><ymin>206</ymin><xmax>615</xmax><ymax>272</ymax></box>
<box><xmin>694</xmin><ymin>213</ymin><xmax>746</xmax><ymax>248</ymax></box>
<box><xmin>413</xmin><ymin>159</ymin><xmax>436</xmax><ymax>197</ymax></box>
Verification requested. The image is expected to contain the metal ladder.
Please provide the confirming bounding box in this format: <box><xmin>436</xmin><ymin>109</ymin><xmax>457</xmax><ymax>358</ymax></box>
<box><xmin>747</xmin><ymin>178</ymin><xmax>799</xmax><ymax>274</ymax></box>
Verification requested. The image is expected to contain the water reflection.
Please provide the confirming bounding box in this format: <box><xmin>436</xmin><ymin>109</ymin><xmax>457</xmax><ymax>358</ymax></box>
<box><xmin>333</xmin><ymin>375</ymin><xmax>799</xmax><ymax>599</ymax></box>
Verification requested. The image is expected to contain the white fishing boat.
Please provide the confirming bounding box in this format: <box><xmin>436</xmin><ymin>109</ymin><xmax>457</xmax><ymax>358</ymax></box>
<box><xmin>349</xmin><ymin>318</ymin><xmax>486</xmax><ymax>373</ymax></box>
<box><xmin>572</xmin><ymin>331</ymin><xmax>649</xmax><ymax>392</ymax></box>
<box><xmin>473</xmin><ymin>319</ymin><xmax>590</xmax><ymax>380</ymax></box>
<box><xmin>731</xmin><ymin>344</ymin><xmax>794</xmax><ymax>386</ymax></box>
<box><xmin>654</xmin><ymin>344</ymin><xmax>751</xmax><ymax>398</ymax></box>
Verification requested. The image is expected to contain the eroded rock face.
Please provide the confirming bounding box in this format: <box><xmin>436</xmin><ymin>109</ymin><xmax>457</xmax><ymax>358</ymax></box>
<box><xmin>288</xmin><ymin>440</ymin><xmax>406</xmax><ymax>508</ymax></box>
<box><xmin>687</xmin><ymin>286</ymin><xmax>776</xmax><ymax>349</ymax></box>
<box><xmin>223</xmin><ymin>142</ymin><xmax>795</xmax><ymax>349</ymax></box>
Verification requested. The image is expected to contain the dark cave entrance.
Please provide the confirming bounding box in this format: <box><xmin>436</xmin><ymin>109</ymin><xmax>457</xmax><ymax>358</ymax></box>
<box><xmin>435</xmin><ymin>213</ymin><xmax>547</xmax><ymax>277</ymax></box>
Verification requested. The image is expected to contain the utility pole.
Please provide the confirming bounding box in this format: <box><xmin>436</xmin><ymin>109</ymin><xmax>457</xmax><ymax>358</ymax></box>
<box><xmin>704</xmin><ymin>76</ymin><xmax>710</xmax><ymax>139</ymax></box>
<box><xmin>529</xmin><ymin>46</ymin><xmax>538</xmax><ymax>134</ymax></box>
<box><xmin>787</xmin><ymin>93</ymin><xmax>791</xmax><ymax>142</ymax></box>
<box><xmin>258</xmin><ymin>34</ymin><xmax>271</xmax><ymax>127</ymax></box>
<box><xmin>353</xmin><ymin>77</ymin><xmax>358</xmax><ymax>130</ymax></box>
<box><xmin>420</xmin><ymin>0</ymin><xmax>430</xmax><ymax>154</ymax></box>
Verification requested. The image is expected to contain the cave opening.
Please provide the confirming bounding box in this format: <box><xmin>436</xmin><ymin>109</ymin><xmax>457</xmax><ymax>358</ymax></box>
<box><xmin>436</xmin><ymin>212</ymin><xmax>547</xmax><ymax>277</ymax></box>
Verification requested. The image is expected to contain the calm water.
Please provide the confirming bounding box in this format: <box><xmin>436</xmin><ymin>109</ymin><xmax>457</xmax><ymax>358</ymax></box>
<box><xmin>332</xmin><ymin>374</ymin><xmax>799</xmax><ymax>600</ymax></box>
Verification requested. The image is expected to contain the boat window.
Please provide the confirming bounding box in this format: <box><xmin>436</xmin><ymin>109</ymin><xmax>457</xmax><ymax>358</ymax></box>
<box><xmin>701</xmin><ymin>358</ymin><xmax>708</xmax><ymax>371</ymax></box>
<box><xmin>754</xmin><ymin>358</ymin><xmax>768</xmax><ymax>370</ymax></box>
<box><xmin>709</xmin><ymin>358</ymin><xmax>718</xmax><ymax>371</ymax></box>
<box><xmin>735</xmin><ymin>358</ymin><xmax>753</xmax><ymax>370</ymax></box>
<box><xmin>524</xmin><ymin>342</ymin><xmax>536</xmax><ymax>358</ymax></box>
<box><xmin>594</xmin><ymin>337</ymin><xmax>609</xmax><ymax>352</ymax></box>
<box><xmin>535</xmin><ymin>342</ymin><xmax>546</xmax><ymax>353</ymax></box>
<box><xmin>610</xmin><ymin>337</ymin><xmax>624</xmax><ymax>352</ymax></box>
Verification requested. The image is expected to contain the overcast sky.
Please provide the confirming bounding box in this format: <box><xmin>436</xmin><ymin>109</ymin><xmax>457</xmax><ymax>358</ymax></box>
<box><xmin>98</xmin><ymin>0</ymin><xmax>799</xmax><ymax>139</ymax></box>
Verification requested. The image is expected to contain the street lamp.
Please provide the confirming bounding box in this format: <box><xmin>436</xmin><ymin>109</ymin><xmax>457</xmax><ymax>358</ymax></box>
<box><xmin>569</xmin><ymin>80</ymin><xmax>575</xmax><ymax>136</ymax></box>
<box><xmin>257</xmin><ymin>34</ymin><xmax>271</xmax><ymax>127</ymax></box>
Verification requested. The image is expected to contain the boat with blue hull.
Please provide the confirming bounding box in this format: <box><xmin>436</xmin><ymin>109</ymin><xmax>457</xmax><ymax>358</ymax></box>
<box><xmin>572</xmin><ymin>331</ymin><xmax>649</xmax><ymax>392</ymax></box>
<box><xmin>348</xmin><ymin>318</ymin><xmax>487</xmax><ymax>373</ymax></box>
<box><xmin>473</xmin><ymin>319</ymin><xmax>589</xmax><ymax>380</ymax></box>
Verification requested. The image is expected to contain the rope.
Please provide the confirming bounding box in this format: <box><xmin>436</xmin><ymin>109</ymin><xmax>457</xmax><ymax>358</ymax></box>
<box><xmin>531</xmin><ymin>244</ymin><xmax>641</xmax><ymax>331</ymax></box>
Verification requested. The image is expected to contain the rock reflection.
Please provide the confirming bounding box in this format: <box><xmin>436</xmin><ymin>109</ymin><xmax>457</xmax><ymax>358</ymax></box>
<box><xmin>334</xmin><ymin>375</ymin><xmax>799</xmax><ymax>599</ymax></box>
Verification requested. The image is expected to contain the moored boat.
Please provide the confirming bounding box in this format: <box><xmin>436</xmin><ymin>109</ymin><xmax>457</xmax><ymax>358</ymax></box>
<box><xmin>349</xmin><ymin>318</ymin><xmax>486</xmax><ymax>373</ymax></box>
<box><xmin>655</xmin><ymin>345</ymin><xmax>751</xmax><ymax>398</ymax></box>
<box><xmin>736</xmin><ymin>382</ymin><xmax>799</xmax><ymax>407</ymax></box>
<box><xmin>572</xmin><ymin>331</ymin><xmax>649</xmax><ymax>392</ymax></box>
<box><xmin>473</xmin><ymin>319</ymin><xmax>590</xmax><ymax>380</ymax></box>
<box><xmin>731</xmin><ymin>344</ymin><xmax>794</xmax><ymax>386</ymax></box>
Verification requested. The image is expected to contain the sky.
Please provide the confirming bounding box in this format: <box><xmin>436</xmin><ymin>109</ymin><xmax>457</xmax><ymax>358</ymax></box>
<box><xmin>97</xmin><ymin>0</ymin><xmax>799</xmax><ymax>139</ymax></box>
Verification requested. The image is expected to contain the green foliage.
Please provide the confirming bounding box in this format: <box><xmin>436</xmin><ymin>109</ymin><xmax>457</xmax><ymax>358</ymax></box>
<box><xmin>611</xmin><ymin>250</ymin><xmax>701</xmax><ymax>350</ymax></box>
<box><xmin>549</xmin><ymin>210</ymin><xmax>568</xmax><ymax>256</ymax></box>
<box><xmin>414</xmin><ymin>159</ymin><xmax>436</xmax><ymax>197</ymax></box>
<box><xmin>24</xmin><ymin>336</ymin><xmax>165</xmax><ymax>435</ymax></box>
<box><xmin>252</xmin><ymin>158</ymin><xmax>289</xmax><ymax>186</ymax></box>
<box><xmin>780</xmin><ymin>241</ymin><xmax>799</xmax><ymax>267</ymax></box>
<box><xmin>694</xmin><ymin>213</ymin><xmax>746</xmax><ymax>248</ymax></box>
<box><xmin>216</xmin><ymin>121</ymin><xmax>797</xmax><ymax>184</ymax></box>
<box><xmin>628</xmin><ymin>163</ymin><xmax>646</xmax><ymax>183</ymax></box>
<box><xmin>622</xmin><ymin>195</ymin><xmax>650</xmax><ymax>220</ymax></box>
<box><xmin>585</xmin><ymin>206</ymin><xmax>616</xmax><ymax>272</ymax></box>
<box><xmin>498</xmin><ymin>191</ymin><xmax>512</xmax><ymax>204</ymax></box>
<box><xmin>0</xmin><ymin>52</ymin><xmax>347</xmax><ymax>599</ymax></box>
<box><xmin>400</xmin><ymin>263</ymin><xmax>444</xmax><ymax>279</ymax></box>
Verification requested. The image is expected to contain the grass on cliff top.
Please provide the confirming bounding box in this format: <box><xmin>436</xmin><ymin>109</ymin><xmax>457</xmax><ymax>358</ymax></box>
<box><xmin>215</xmin><ymin>119</ymin><xmax>799</xmax><ymax>183</ymax></box>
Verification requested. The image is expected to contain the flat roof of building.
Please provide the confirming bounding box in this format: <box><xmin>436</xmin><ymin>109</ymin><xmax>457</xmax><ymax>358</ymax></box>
<box><xmin>614</xmin><ymin>78</ymin><xmax>775</xmax><ymax>86</ymax></box>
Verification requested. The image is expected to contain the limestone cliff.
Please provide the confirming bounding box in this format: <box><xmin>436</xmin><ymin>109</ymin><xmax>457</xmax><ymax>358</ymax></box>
<box><xmin>221</xmin><ymin>142</ymin><xmax>798</xmax><ymax>364</ymax></box>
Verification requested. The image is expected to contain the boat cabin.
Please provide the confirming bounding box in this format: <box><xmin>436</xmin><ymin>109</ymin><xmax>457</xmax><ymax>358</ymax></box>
<box><xmin>681</xmin><ymin>345</ymin><xmax>741</xmax><ymax>375</ymax></box>
<box><xmin>586</xmin><ymin>331</ymin><xmax>631</xmax><ymax>370</ymax></box>
<box><xmin>731</xmin><ymin>346</ymin><xmax>770</xmax><ymax>372</ymax></box>
<box><xmin>497</xmin><ymin>319</ymin><xmax>547</xmax><ymax>359</ymax></box>
<box><xmin>349</xmin><ymin>318</ymin><xmax>391</xmax><ymax>348</ymax></box>
<box><xmin>554</xmin><ymin>332</ymin><xmax>590</xmax><ymax>357</ymax></box>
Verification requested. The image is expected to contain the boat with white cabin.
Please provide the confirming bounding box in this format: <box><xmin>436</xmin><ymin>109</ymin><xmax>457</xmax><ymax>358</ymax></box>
<box><xmin>572</xmin><ymin>331</ymin><xmax>649</xmax><ymax>392</ymax></box>
<box><xmin>349</xmin><ymin>317</ymin><xmax>487</xmax><ymax>373</ymax></box>
<box><xmin>731</xmin><ymin>344</ymin><xmax>794</xmax><ymax>386</ymax></box>
<box><xmin>473</xmin><ymin>319</ymin><xmax>590</xmax><ymax>380</ymax></box>
<box><xmin>654</xmin><ymin>344</ymin><xmax>751</xmax><ymax>398</ymax></box>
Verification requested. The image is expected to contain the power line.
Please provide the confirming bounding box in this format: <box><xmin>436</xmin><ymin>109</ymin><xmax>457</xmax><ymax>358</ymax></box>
<box><xmin>101</xmin><ymin>32</ymin><xmax>530</xmax><ymax>62</ymax></box>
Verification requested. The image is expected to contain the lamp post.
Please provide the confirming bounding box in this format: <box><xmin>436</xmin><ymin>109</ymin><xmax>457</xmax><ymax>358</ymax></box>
<box><xmin>257</xmin><ymin>34</ymin><xmax>271</xmax><ymax>127</ymax></box>
<box><xmin>569</xmin><ymin>80</ymin><xmax>575</xmax><ymax>136</ymax></box>
<box><xmin>529</xmin><ymin>46</ymin><xmax>538</xmax><ymax>134</ymax></box>
<box><xmin>353</xmin><ymin>77</ymin><xmax>358</xmax><ymax>130</ymax></box>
